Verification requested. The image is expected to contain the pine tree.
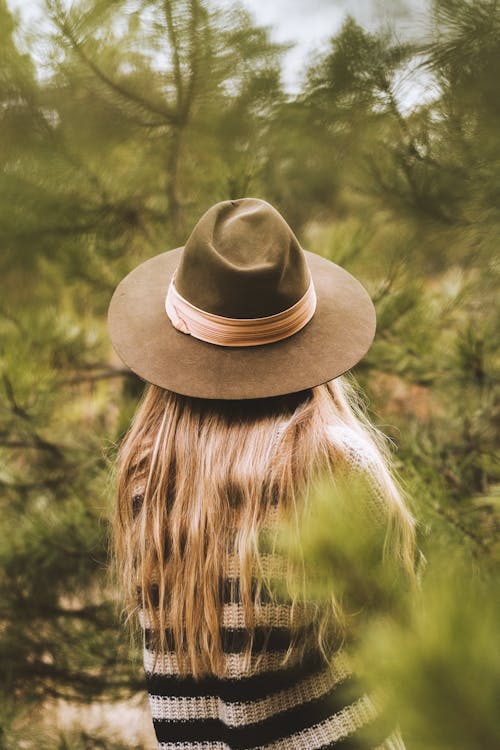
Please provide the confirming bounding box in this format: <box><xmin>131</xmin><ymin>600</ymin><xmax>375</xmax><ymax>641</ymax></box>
<box><xmin>1</xmin><ymin>0</ymin><xmax>498</xmax><ymax>747</ymax></box>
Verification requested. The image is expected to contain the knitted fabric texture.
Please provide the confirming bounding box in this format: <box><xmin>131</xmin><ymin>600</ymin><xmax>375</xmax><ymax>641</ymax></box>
<box><xmin>139</xmin><ymin>425</ymin><xmax>407</xmax><ymax>750</ymax></box>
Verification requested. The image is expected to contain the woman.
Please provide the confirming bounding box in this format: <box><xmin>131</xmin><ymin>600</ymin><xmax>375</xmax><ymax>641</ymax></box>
<box><xmin>108</xmin><ymin>198</ymin><xmax>418</xmax><ymax>749</ymax></box>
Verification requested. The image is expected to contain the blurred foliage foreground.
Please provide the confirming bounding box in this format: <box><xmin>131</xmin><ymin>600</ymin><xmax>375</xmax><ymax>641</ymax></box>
<box><xmin>274</xmin><ymin>473</ymin><xmax>500</xmax><ymax>750</ymax></box>
<box><xmin>0</xmin><ymin>0</ymin><xmax>499</xmax><ymax>748</ymax></box>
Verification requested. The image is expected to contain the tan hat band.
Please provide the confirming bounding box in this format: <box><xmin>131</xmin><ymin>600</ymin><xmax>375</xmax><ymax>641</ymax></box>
<box><xmin>165</xmin><ymin>273</ymin><xmax>317</xmax><ymax>347</ymax></box>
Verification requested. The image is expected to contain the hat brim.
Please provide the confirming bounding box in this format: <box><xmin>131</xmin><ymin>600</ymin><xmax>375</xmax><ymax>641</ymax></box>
<box><xmin>107</xmin><ymin>247</ymin><xmax>376</xmax><ymax>399</ymax></box>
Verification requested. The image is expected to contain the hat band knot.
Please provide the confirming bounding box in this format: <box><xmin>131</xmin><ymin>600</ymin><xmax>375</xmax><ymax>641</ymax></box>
<box><xmin>165</xmin><ymin>273</ymin><xmax>317</xmax><ymax>347</ymax></box>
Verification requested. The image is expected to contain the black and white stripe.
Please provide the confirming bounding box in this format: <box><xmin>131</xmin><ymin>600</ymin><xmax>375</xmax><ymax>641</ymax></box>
<box><xmin>141</xmin><ymin>592</ymin><xmax>405</xmax><ymax>749</ymax></box>
<box><xmin>140</xmin><ymin>426</ymin><xmax>407</xmax><ymax>749</ymax></box>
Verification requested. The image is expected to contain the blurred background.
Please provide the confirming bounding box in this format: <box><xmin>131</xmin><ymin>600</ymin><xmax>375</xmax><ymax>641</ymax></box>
<box><xmin>0</xmin><ymin>0</ymin><xmax>498</xmax><ymax>748</ymax></box>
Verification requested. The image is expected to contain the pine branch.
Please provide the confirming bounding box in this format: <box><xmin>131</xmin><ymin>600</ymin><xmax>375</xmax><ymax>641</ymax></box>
<box><xmin>0</xmin><ymin>440</ymin><xmax>70</xmax><ymax>453</ymax></box>
<box><xmin>164</xmin><ymin>0</ymin><xmax>184</xmax><ymax>109</ymax></box>
<box><xmin>48</xmin><ymin>2</ymin><xmax>180</xmax><ymax>125</ymax></box>
<box><xmin>25</xmin><ymin>602</ymin><xmax>114</xmax><ymax>622</ymax></box>
<box><xmin>10</xmin><ymin>659</ymin><xmax>145</xmax><ymax>698</ymax></box>
<box><xmin>2</xmin><ymin>374</ymin><xmax>65</xmax><ymax>459</ymax></box>
<box><xmin>0</xmin><ymin>477</ymin><xmax>66</xmax><ymax>491</ymax></box>
<box><xmin>183</xmin><ymin>0</ymin><xmax>202</xmax><ymax>122</ymax></box>
<box><xmin>2</xmin><ymin>373</ymin><xmax>31</xmax><ymax>421</ymax></box>
<box><xmin>61</xmin><ymin>368</ymin><xmax>131</xmax><ymax>385</ymax></box>
<box><xmin>434</xmin><ymin>502</ymin><xmax>490</xmax><ymax>555</ymax></box>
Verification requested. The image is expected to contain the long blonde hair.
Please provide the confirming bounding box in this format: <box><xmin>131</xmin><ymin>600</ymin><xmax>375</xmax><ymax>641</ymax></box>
<box><xmin>110</xmin><ymin>373</ymin><xmax>418</xmax><ymax>679</ymax></box>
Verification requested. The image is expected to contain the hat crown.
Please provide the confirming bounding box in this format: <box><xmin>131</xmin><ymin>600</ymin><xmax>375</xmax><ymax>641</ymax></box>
<box><xmin>175</xmin><ymin>198</ymin><xmax>311</xmax><ymax>318</ymax></box>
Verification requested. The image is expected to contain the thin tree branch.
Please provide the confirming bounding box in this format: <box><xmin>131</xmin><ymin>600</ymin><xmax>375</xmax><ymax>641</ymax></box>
<box><xmin>183</xmin><ymin>0</ymin><xmax>201</xmax><ymax>121</ymax></box>
<box><xmin>50</xmin><ymin>4</ymin><xmax>179</xmax><ymax>125</ymax></box>
<box><xmin>434</xmin><ymin>502</ymin><xmax>490</xmax><ymax>555</ymax></box>
<box><xmin>164</xmin><ymin>0</ymin><xmax>184</xmax><ymax>109</ymax></box>
<box><xmin>61</xmin><ymin>368</ymin><xmax>132</xmax><ymax>385</ymax></box>
<box><xmin>2</xmin><ymin>374</ymin><xmax>65</xmax><ymax>459</ymax></box>
<box><xmin>0</xmin><ymin>440</ymin><xmax>69</xmax><ymax>453</ymax></box>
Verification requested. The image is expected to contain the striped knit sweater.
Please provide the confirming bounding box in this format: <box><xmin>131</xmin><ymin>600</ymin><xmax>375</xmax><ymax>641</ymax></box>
<box><xmin>138</xmin><ymin>425</ymin><xmax>407</xmax><ymax>750</ymax></box>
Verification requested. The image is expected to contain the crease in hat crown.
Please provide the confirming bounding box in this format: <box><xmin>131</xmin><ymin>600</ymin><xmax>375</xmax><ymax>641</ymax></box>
<box><xmin>171</xmin><ymin>198</ymin><xmax>312</xmax><ymax>320</ymax></box>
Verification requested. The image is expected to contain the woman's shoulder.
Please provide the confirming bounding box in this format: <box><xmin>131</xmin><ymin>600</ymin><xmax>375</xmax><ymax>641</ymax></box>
<box><xmin>325</xmin><ymin>423</ymin><xmax>382</xmax><ymax>473</ymax></box>
<box><xmin>324</xmin><ymin>423</ymin><xmax>393</xmax><ymax>524</ymax></box>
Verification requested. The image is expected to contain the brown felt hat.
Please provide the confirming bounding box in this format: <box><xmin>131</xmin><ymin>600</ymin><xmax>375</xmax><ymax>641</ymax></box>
<box><xmin>107</xmin><ymin>197</ymin><xmax>376</xmax><ymax>399</ymax></box>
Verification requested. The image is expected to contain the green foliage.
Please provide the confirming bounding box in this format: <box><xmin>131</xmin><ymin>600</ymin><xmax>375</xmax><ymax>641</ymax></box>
<box><xmin>358</xmin><ymin>549</ymin><xmax>500</xmax><ymax>750</ymax></box>
<box><xmin>268</xmin><ymin>470</ymin><xmax>417</xmax><ymax>629</ymax></box>
<box><xmin>274</xmin><ymin>472</ymin><xmax>499</xmax><ymax>750</ymax></box>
